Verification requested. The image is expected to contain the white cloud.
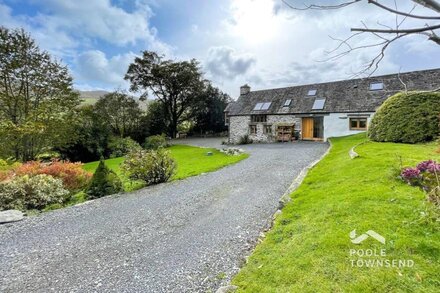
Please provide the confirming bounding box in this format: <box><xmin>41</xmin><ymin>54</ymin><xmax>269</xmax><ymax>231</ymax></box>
<box><xmin>75</xmin><ymin>50</ymin><xmax>137</xmax><ymax>90</ymax></box>
<box><xmin>33</xmin><ymin>0</ymin><xmax>164</xmax><ymax>47</ymax></box>
<box><xmin>2</xmin><ymin>0</ymin><xmax>439</xmax><ymax>95</ymax></box>
<box><xmin>205</xmin><ymin>46</ymin><xmax>256</xmax><ymax>80</ymax></box>
<box><xmin>186</xmin><ymin>0</ymin><xmax>439</xmax><ymax>96</ymax></box>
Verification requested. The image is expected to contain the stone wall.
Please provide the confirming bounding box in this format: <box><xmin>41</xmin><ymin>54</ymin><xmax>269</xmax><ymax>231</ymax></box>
<box><xmin>228</xmin><ymin>115</ymin><xmax>301</xmax><ymax>143</ymax></box>
<box><xmin>229</xmin><ymin>113</ymin><xmax>379</xmax><ymax>143</ymax></box>
<box><xmin>228</xmin><ymin>116</ymin><xmax>250</xmax><ymax>144</ymax></box>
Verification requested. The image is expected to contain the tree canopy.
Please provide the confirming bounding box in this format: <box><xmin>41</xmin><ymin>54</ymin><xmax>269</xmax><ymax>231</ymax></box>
<box><xmin>125</xmin><ymin>51</ymin><xmax>206</xmax><ymax>138</ymax></box>
<box><xmin>94</xmin><ymin>91</ymin><xmax>143</xmax><ymax>138</ymax></box>
<box><xmin>0</xmin><ymin>27</ymin><xmax>80</xmax><ymax>161</ymax></box>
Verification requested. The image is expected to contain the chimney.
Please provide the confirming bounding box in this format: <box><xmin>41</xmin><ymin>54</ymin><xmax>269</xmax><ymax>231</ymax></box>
<box><xmin>240</xmin><ymin>84</ymin><xmax>251</xmax><ymax>95</ymax></box>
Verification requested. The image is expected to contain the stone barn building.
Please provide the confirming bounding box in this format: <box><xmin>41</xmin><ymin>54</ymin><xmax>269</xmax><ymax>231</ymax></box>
<box><xmin>225</xmin><ymin>68</ymin><xmax>440</xmax><ymax>144</ymax></box>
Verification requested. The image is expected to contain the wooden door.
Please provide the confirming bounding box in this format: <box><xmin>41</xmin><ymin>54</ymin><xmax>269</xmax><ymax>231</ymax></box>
<box><xmin>302</xmin><ymin>118</ymin><xmax>314</xmax><ymax>140</ymax></box>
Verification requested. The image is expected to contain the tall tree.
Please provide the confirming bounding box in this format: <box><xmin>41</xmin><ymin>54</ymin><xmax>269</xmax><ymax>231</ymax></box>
<box><xmin>193</xmin><ymin>84</ymin><xmax>230</xmax><ymax>135</ymax></box>
<box><xmin>124</xmin><ymin>51</ymin><xmax>205</xmax><ymax>138</ymax></box>
<box><xmin>56</xmin><ymin>105</ymin><xmax>112</xmax><ymax>162</ymax></box>
<box><xmin>0</xmin><ymin>27</ymin><xmax>80</xmax><ymax>161</ymax></box>
<box><xmin>145</xmin><ymin>100</ymin><xmax>168</xmax><ymax>136</ymax></box>
<box><xmin>94</xmin><ymin>91</ymin><xmax>143</xmax><ymax>138</ymax></box>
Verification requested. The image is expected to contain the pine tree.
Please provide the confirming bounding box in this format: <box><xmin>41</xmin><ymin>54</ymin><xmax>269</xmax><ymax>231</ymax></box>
<box><xmin>86</xmin><ymin>160</ymin><xmax>122</xmax><ymax>199</ymax></box>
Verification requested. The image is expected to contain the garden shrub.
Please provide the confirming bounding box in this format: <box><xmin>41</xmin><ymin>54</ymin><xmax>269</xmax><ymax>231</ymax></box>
<box><xmin>144</xmin><ymin>134</ymin><xmax>167</xmax><ymax>150</ymax></box>
<box><xmin>39</xmin><ymin>161</ymin><xmax>92</xmax><ymax>191</ymax></box>
<box><xmin>13</xmin><ymin>161</ymin><xmax>42</xmax><ymax>176</ymax></box>
<box><xmin>0</xmin><ymin>159</ymin><xmax>8</xmax><ymax>169</ymax></box>
<box><xmin>0</xmin><ymin>159</ymin><xmax>20</xmax><ymax>182</ymax></box>
<box><xmin>14</xmin><ymin>160</ymin><xmax>92</xmax><ymax>191</ymax></box>
<box><xmin>0</xmin><ymin>159</ymin><xmax>21</xmax><ymax>171</ymax></box>
<box><xmin>369</xmin><ymin>92</ymin><xmax>440</xmax><ymax>143</ymax></box>
<box><xmin>122</xmin><ymin>149</ymin><xmax>176</xmax><ymax>186</ymax></box>
<box><xmin>108</xmin><ymin>137</ymin><xmax>142</xmax><ymax>158</ymax></box>
<box><xmin>0</xmin><ymin>171</ymin><xmax>10</xmax><ymax>182</ymax></box>
<box><xmin>86</xmin><ymin>160</ymin><xmax>123</xmax><ymax>199</ymax></box>
<box><xmin>0</xmin><ymin>174</ymin><xmax>69</xmax><ymax>211</ymax></box>
<box><xmin>35</xmin><ymin>151</ymin><xmax>60</xmax><ymax>162</ymax></box>
<box><xmin>238</xmin><ymin>134</ymin><xmax>252</xmax><ymax>145</ymax></box>
<box><xmin>401</xmin><ymin>160</ymin><xmax>440</xmax><ymax>207</ymax></box>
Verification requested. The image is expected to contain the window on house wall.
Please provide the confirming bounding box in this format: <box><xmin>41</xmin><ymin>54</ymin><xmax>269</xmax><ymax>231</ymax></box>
<box><xmin>251</xmin><ymin>115</ymin><xmax>267</xmax><ymax>123</ymax></box>
<box><xmin>369</xmin><ymin>82</ymin><xmax>384</xmax><ymax>91</ymax></box>
<box><xmin>283</xmin><ymin>99</ymin><xmax>292</xmax><ymax>107</ymax></box>
<box><xmin>249</xmin><ymin>125</ymin><xmax>257</xmax><ymax>135</ymax></box>
<box><xmin>307</xmin><ymin>89</ymin><xmax>317</xmax><ymax>96</ymax></box>
<box><xmin>263</xmin><ymin>125</ymin><xmax>272</xmax><ymax>134</ymax></box>
<box><xmin>349</xmin><ymin>118</ymin><xmax>368</xmax><ymax>130</ymax></box>
<box><xmin>312</xmin><ymin>98</ymin><xmax>326</xmax><ymax>110</ymax></box>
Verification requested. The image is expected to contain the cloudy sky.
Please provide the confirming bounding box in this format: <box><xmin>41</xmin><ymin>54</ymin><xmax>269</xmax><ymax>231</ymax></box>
<box><xmin>1</xmin><ymin>0</ymin><xmax>439</xmax><ymax>97</ymax></box>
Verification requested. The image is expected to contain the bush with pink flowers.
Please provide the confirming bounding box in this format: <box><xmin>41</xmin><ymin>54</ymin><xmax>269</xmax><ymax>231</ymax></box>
<box><xmin>401</xmin><ymin>160</ymin><xmax>440</xmax><ymax>206</ymax></box>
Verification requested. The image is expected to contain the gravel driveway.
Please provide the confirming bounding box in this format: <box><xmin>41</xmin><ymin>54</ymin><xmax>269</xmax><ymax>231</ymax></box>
<box><xmin>0</xmin><ymin>139</ymin><xmax>328</xmax><ymax>293</ymax></box>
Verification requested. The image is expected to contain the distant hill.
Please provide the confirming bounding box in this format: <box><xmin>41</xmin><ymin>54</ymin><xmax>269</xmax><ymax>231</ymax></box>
<box><xmin>76</xmin><ymin>90</ymin><xmax>149</xmax><ymax>110</ymax></box>
<box><xmin>77</xmin><ymin>90</ymin><xmax>110</xmax><ymax>105</ymax></box>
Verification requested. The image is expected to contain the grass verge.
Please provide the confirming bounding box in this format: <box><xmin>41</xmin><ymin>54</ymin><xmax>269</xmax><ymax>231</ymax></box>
<box><xmin>232</xmin><ymin>133</ymin><xmax>439</xmax><ymax>292</ymax></box>
<box><xmin>82</xmin><ymin>144</ymin><xmax>249</xmax><ymax>191</ymax></box>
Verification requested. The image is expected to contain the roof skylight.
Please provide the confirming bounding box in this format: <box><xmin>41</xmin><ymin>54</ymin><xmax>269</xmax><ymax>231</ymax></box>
<box><xmin>283</xmin><ymin>99</ymin><xmax>292</xmax><ymax>107</ymax></box>
<box><xmin>253</xmin><ymin>103</ymin><xmax>264</xmax><ymax>110</ymax></box>
<box><xmin>312</xmin><ymin>98</ymin><xmax>326</xmax><ymax>110</ymax></box>
<box><xmin>261</xmin><ymin>102</ymin><xmax>271</xmax><ymax>110</ymax></box>
<box><xmin>253</xmin><ymin>102</ymin><xmax>271</xmax><ymax>111</ymax></box>
<box><xmin>307</xmin><ymin>89</ymin><xmax>317</xmax><ymax>96</ymax></box>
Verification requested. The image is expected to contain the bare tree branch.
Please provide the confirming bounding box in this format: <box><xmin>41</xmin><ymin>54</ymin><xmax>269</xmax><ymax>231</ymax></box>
<box><xmin>351</xmin><ymin>23</ymin><xmax>440</xmax><ymax>33</ymax></box>
<box><xmin>283</xmin><ymin>0</ymin><xmax>440</xmax><ymax>76</ymax></box>
<box><xmin>413</xmin><ymin>0</ymin><xmax>440</xmax><ymax>13</ymax></box>
<box><xmin>368</xmin><ymin>0</ymin><xmax>440</xmax><ymax>19</ymax></box>
<box><xmin>281</xmin><ymin>0</ymin><xmax>361</xmax><ymax>10</ymax></box>
<box><xmin>397</xmin><ymin>68</ymin><xmax>408</xmax><ymax>94</ymax></box>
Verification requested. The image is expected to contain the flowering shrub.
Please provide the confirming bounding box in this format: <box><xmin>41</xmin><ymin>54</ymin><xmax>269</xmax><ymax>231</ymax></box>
<box><xmin>416</xmin><ymin>160</ymin><xmax>434</xmax><ymax>172</ymax></box>
<box><xmin>13</xmin><ymin>160</ymin><xmax>92</xmax><ymax>191</ymax></box>
<box><xmin>400</xmin><ymin>167</ymin><xmax>421</xmax><ymax>186</ymax></box>
<box><xmin>401</xmin><ymin>160</ymin><xmax>440</xmax><ymax>206</ymax></box>
<box><xmin>0</xmin><ymin>174</ymin><xmax>69</xmax><ymax>211</ymax></box>
<box><xmin>122</xmin><ymin>149</ymin><xmax>176</xmax><ymax>186</ymax></box>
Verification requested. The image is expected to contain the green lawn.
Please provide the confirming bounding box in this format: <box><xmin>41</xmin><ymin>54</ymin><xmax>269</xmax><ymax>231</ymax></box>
<box><xmin>83</xmin><ymin>144</ymin><xmax>248</xmax><ymax>191</ymax></box>
<box><xmin>233</xmin><ymin>133</ymin><xmax>440</xmax><ymax>292</ymax></box>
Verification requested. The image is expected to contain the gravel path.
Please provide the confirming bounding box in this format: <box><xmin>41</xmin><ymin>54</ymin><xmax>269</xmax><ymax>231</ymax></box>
<box><xmin>0</xmin><ymin>140</ymin><xmax>328</xmax><ymax>293</ymax></box>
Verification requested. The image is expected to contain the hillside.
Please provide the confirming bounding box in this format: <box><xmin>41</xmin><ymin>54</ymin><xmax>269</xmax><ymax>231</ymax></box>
<box><xmin>77</xmin><ymin>90</ymin><xmax>110</xmax><ymax>105</ymax></box>
<box><xmin>76</xmin><ymin>90</ymin><xmax>149</xmax><ymax>110</ymax></box>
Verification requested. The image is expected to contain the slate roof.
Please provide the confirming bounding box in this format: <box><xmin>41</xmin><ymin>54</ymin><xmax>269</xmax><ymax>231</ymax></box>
<box><xmin>225</xmin><ymin>68</ymin><xmax>440</xmax><ymax>116</ymax></box>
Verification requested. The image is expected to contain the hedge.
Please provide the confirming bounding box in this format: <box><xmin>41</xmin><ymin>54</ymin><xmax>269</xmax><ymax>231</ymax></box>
<box><xmin>368</xmin><ymin>92</ymin><xmax>440</xmax><ymax>144</ymax></box>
